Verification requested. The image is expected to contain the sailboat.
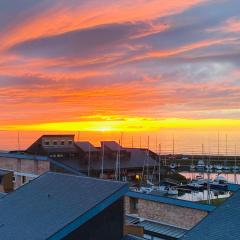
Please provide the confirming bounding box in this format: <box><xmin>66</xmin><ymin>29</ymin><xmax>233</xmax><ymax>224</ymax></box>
<box><xmin>196</xmin><ymin>144</ymin><xmax>205</xmax><ymax>171</ymax></box>
<box><xmin>190</xmin><ymin>150</ymin><xmax>195</xmax><ymax>171</ymax></box>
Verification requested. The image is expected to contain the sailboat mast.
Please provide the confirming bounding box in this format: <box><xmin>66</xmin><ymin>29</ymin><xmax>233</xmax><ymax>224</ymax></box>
<box><xmin>173</xmin><ymin>134</ymin><xmax>175</xmax><ymax>156</ymax></box>
<box><xmin>101</xmin><ymin>142</ymin><xmax>104</xmax><ymax>178</ymax></box>
<box><xmin>118</xmin><ymin>139</ymin><xmax>121</xmax><ymax>181</ymax></box>
<box><xmin>88</xmin><ymin>143</ymin><xmax>91</xmax><ymax>177</ymax></box>
<box><xmin>234</xmin><ymin>144</ymin><xmax>237</xmax><ymax>184</ymax></box>
<box><xmin>207</xmin><ymin>150</ymin><xmax>211</xmax><ymax>205</ymax></box>
<box><xmin>17</xmin><ymin>131</ymin><xmax>20</xmax><ymax>151</ymax></box>
<box><xmin>115</xmin><ymin>151</ymin><xmax>118</xmax><ymax>180</ymax></box>
<box><xmin>158</xmin><ymin>144</ymin><xmax>161</xmax><ymax>184</ymax></box>
<box><xmin>146</xmin><ymin>136</ymin><xmax>150</xmax><ymax>181</ymax></box>
<box><xmin>217</xmin><ymin>132</ymin><xmax>220</xmax><ymax>161</ymax></box>
<box><xmin>225</xmin><ymin>134</ymin><xmax>228</xmax><ymax>164</ymax></box>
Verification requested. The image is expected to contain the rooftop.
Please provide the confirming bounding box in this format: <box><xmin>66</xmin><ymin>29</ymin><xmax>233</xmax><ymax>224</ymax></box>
<box><xmin>181</xmin><ymin>189</ymin><xmax>240</xmax><ymax>240</ymax></box>
<box><xmin>0</xmin><ymin>152</ymin><xmax>49</xmax><ymax>161</ymax></box>
<box><xmin>41</xmin><ymin>134</ymin><xmax>75</xmax><ymax>138</ymax></box>
<box><xmin>102</xmin><ymin>141</ymin><xmax>123</xmax><ymax>151</ymax></box>
<box><xmin>75</xmin><ymin>141</ymin><xmax>98</xmax><ymax>152</ymax></box>
<box><xmin>0</xmin><ymin>169</ymin><xmax>12</xmax><ymax>176</ymax></box>
<box><xmin>0</xmin><ymin>172</ymin><xmax>128</xmax><ymax>240</ymax></box>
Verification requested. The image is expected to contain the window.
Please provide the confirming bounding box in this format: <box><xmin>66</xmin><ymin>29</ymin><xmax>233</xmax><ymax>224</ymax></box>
<box><xmin>13</xmin><ymin>176</ymin><xmax>16</xmax><ymax>183</ymax></box>
<box><xmin>45</xmin><ymin>141</ymin><xmax>50</xmax><ymax>146</ymax></box>
<box><xmin>61</xmin><ymin>141</ymin><xmax>65</xmax><ymax>145</ymax></box>
<box><xmin>22</xmin><ymin>176</ymin><xmax>27</xmax><ymax>184</ymax></box>
<box><xmin>53</xmin><ymin>141</ymin><xmax>58</xmax><ymax>145</ymax></box>
<box><xmin>129</xmin><ymin>197</ymin><xmax>138</xmax><ymax>214</ymax></box>
<box><xmin>68</xmin><ymin>140</ymin><xmax>73</xmax><ymax>145</ymax></box>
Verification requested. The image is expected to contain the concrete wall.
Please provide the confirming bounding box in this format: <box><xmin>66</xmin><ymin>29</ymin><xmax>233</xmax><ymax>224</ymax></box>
<box><xmin>125</xmin><ymin>196</ymin><xmax>208</xmax><ymax>229</ymax></box>
<box><xmin>0</xmin><ymin>157</ymin><xmax>50</xmax><ymax>189</ymax></box>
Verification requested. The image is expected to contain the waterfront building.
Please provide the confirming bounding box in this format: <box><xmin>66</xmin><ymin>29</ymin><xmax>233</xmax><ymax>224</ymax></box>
<box><xmin>125</xmin><ymin>191</ymin><xmax>215</xmax><ymax>239</ymax></box>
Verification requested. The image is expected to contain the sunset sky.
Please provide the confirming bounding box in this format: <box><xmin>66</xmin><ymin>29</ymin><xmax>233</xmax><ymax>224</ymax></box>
<box><xmin>0</xmin><ymin>0</ymin><xmax>240</xmax><ymax>151</ymax></box>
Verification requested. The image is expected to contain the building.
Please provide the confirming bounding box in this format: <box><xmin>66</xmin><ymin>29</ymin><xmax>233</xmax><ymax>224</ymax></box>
<box><xmin>0</xmin><ymin>172</ymin><xmax>128</xmax><ymax>240</ymax></box>
<box><xmin>26</xmin><ymin>134</ymin><xmax>79</xmax><ymax>160</ymax></box>
<box><xmin>181</xmin><ymin>188</ymin><xmax>240</xmax><ymax>240</ymax></box>
<box><xmin>0</xmin><ymin>152</ymin><xmax>84</xmax><ymax>189</ymax></box>
<box><xmin>125</xmin><ymin>191</ymin><xmax>215</xmax><ymax>240</ymax></box>
<box><xmin>0</xmin><ymin>169</ymin><xmax>14</xmax><ymax>193</ymax></box>
<box><xmin>25</xmin><ymin>135</ymin><xmax>160</xmax><ymax>181</ymax></box>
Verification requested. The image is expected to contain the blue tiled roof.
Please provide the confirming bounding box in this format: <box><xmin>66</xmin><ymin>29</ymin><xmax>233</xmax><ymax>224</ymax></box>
<box><xmin>181</xmin><ymin>189</ymin><xmax>240</xmax><ymax>240</ymax></box>
<box><xmin>126</xmin><ymin>191</ymin><xmax>216</xmax><ymax>212</ymax></box>
<box><xmin>0</xmin><ymin>172</ymin><xmax>128</xmax><ymax>240</ymax></box>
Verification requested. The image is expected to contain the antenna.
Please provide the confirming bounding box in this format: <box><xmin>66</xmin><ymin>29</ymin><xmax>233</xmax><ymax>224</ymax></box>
<box><xmin>17</xmin><ymin>131</ymin><xmax>20</xmax><ymax>151</ymax></box>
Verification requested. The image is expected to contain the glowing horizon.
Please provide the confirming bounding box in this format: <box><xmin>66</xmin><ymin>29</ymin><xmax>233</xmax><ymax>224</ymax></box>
<box><xmin>2</xmin><ymin>117</ymin><xmax>240</xmax><ymax>132</ymax></box>
<box><xmin>0</xmin><ymin>0</ymin><xmax>240</xmax><ymax>149</ymax></box>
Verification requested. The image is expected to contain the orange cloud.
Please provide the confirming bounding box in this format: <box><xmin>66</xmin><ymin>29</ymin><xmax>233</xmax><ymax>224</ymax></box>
<box><xmin>0</xmin><ymin>0</ymin><xmax>206</xmax><ymax>50</ymax></box>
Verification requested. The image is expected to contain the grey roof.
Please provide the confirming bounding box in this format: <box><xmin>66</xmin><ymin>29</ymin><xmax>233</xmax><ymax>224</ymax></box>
<box><xmin>0</xmin><ymin>172</ymin><xmax>128</xmax><ymax>240</ymax></box>
<box><xmin>125</xmin><ymin>215</ymin><xmax>140</xmax><ymax>224</ymax></box>
<box><xmin>139</xmin><ymin>219</ymin><xmax>187</xmax><ymax>239</ymax></box>
<box><xmin>54</xmin><ymin>147</ymin><xmax>157</xmax><ymax>172</ymax></box>
<box><xmin>57</xmin><ymin>148</ymin><xmax>157</xmax><ymax>171</ymax></box>
<box><xmin>75</xmin><ymin>141</ymin><xmax>98</xmax><ymax>152</ymax></box>
<box><xmin>0</xmin><ymin>169</ymin><xmax>12</xmax><ymax>176</ymax></box>
<box><xmin>0</xmin><ymin>152</ymin><xmax>49</xmax><ymax>161</ymax></box>
<box><xmin>102</xmin><ymin>141</ymin><xmax>123</xmax><ymax>151</ymax></box>
<box><xmin>181</xmin><ymin>189</ymin><xmax>240</xmax><ymax>240</ymax></box>
<box><xmin>41</xmin><ymin>134</ymin><xmax>75</xmax><ymax>138</ymax></box>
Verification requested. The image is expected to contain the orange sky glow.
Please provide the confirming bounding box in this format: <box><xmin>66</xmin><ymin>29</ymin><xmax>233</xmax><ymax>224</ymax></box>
<box><xmin>0</xmin><ymin>0</ymin><xmax>240</xmax><ymax>152</ymax></box>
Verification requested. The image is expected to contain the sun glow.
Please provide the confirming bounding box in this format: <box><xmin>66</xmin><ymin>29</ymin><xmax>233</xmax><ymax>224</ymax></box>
<box><xmin>2</xmin><ymin>116</ymin><xmax>240</xmax><ymax>132</ymax></box>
